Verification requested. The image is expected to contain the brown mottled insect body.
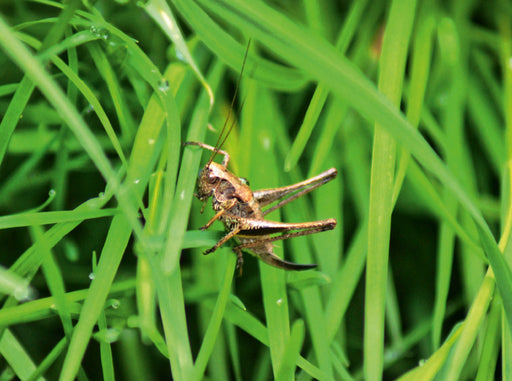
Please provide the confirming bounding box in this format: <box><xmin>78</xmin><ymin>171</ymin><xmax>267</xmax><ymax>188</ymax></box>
<box><xmin>185</xmin><ymin>141</ymin><xmax>337</xmax><ymax>273</ymax></box>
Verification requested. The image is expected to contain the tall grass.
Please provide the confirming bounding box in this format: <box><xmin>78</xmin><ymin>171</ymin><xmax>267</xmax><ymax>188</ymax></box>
<box><xmin>0</xmin><ymin>0</ymin><xmax>509</xmax><ymax>380</ymax></box>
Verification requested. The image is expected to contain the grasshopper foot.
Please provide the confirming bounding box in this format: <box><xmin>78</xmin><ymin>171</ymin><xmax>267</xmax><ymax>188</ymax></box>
<box><xmin>203</xmin><ymin>247</ymin><xmax>216</xmax><ymax>255</ymax></box>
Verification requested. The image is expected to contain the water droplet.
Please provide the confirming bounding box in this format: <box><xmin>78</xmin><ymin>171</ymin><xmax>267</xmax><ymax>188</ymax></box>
<box><xmin>418</xmin><ymin>359</ymin><xmax>426</xmax><ymax>366</ymax></box>
<box><xmin>104</xmin><ymin>328</ymin><xmax>121</xmax><ymax>343</ymax></box>
<box><xmin>89</xmin><ymin>272</ymin><xmax>95</xmax><ymax>280</ymax></box>
<box><xmin>110</xmin><ymin>299</ymin><xmax>120</xmax><ymax>309</ymax></box>
<box><xmin>48</xmin><ymin>189</ymin><xmax>56</xmax><ymax>197</ymax></box>
<box><xmin>90</xmin><ymin>25</ymin><xmax>98</xmax><ymax>35</ymax></box>
<box><xmin>100</xmin><ymin>30</ymin><xmax>110</xmax><ymax>40</ymax></box>
<box><xmin>134</xmin><ymin>179</ymin><xmax>140</xmax><ymax>184</ymax></box>
<box><xmin>158</xmin><ymin>79</ymin><xmax>170</xmax><ymax>93</ymax></box>
<box><xmin>84</xmin><ymin>104</ymin><xmax>94</xmax><ymax>114</ymax></box>
<box><xmin>148</xmin><ymin>138</ymin><xmax>155</xmax><ymax>145</ymax></box>
<box><xmin>276</xmin><ymin>298</ymin><xmax>283</xmax><ymax>306</ymax></box>
<box><xmin>180</xmin><ymin>190</ymin><xmax>185</xmax><ymax>200</ymax></box>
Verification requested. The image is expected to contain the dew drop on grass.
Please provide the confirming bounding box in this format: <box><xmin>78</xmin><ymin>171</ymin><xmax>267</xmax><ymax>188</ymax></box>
<box><xmin>148</xmin><ymin>138</ymin><xmax>155</xmax><ymax>145</ymax></box>
<box><xmin>89</xmin><ymin>272</ymin><xmax>95</xmax><ymax>280</ymax></box>
<box><xmin>110</xmin><ymin>299</ymin><xmax>120</xmax><ymax>309</ymax></box>
<box><xmin>158</xmin><ymin>79</ymin><xmax>170</xmax><ymax>93</ymax></box>
<box><xmin>133</xmin><ymin>179</ymin><xmax>140</xmax><ymax>184</ymax></box>
<box><xmin>97</xmin><ymin>328</ymin><xmax>121</xmax><ymax>343</ymax></box>
<box><xmin>276</xmin><ymin>298</ymin><xmax>283</xmax><ymax>306</ymax></box>
<box><xmin>84</xmin><ymin>104</ymin><xmax>94</xmax><ymax>114</ymax></box>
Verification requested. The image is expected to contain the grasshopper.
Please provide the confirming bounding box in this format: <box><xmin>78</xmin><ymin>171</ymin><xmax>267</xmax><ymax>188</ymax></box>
<box><xmin>185</xmin><ymin>41</ymin><xmax>337</xmax><ymax>273</ymax></box>
<box><xmin>185</xmin><ymin>141</ymin><xmax>337</xmax><ymax>273</ymax></box>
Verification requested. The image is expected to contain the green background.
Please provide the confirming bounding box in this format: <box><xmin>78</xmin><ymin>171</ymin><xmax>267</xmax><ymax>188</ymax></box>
<box><xmin>0</xmin><ymin>0</ymin><xmax>510</xmax><ymax>380</ymax></box>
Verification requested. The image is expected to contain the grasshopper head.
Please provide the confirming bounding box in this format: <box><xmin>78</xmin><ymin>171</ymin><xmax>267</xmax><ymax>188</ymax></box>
<box><xmin>196</xmin><ymin>161</ymin><xmax>249</xmax><ymax>203</ymax></box>
<box><xmin>196</xmin><ymin>162</ymin><xmax>226</xmax><ymax>201</ymax></box>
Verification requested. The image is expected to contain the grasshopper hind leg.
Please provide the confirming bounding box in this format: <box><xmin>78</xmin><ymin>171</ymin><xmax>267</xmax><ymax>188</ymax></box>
<box><xmin>234</xmin><ymin>241</ymin><xmax>317</xmax><ymax>273</ymax></box>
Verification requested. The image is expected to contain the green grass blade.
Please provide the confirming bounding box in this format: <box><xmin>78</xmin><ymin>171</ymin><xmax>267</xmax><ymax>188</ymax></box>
<box><xmin>30</xmin><ymin>226</ymin><xmax>74</xmax><ymax>337</ymax></box>
<box><xmin>26</xmin><ymin>338</ymin><xmax>67</xmax><ymax>381</ymax></box>
<box><xmin>475</xmin><ymin>298</ymin><xmax>501</xmax><ymax>381</ymax></box>
<box><xmin>365</xmin><ymin>1</ymin><xmax>417</xmax><ymax>379</ymax></box>
<box><xmin>144</xmin><ymin>0</ymin><xmax>214</xmax><ymax>108</ymax></box>
<box><xmin>190</xmin><ymin>255</ymin><xmax>236</xmax><ymax>381</ymax></box>
<box><xmin>0</xmin><ymin>330</ymin><xmax>46</xmax><ymax>381</ymax></box>
<box><xmin>58</xmin><ymin>63</ymin><xmax>180</xmax><ymax>381</ymax></box>
<box><xmin>276</xmin><ymin>319</ymin><xmax>306</xmax><ymax>381</ymax></box>
<box><xmin>0</xmin><ymin>209</ymin><xmax>117</xmax><ymax>229</ymax></box>
<box><xmin>285</xmin><ymin>0</ymin><xmax>368</xmax><ymax>172</ymax></box>
<box><xmin>173</xmin><ymin>0</ymin><xmax>308</xmax><ymax>91</ymax></box>
<box><xmin>442</xmin><ymin>273</ymin><xmax>495</xmax><ymax>380</ymax></box>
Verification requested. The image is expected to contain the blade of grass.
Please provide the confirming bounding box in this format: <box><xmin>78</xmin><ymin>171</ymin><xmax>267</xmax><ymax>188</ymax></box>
<box><xmin>26</xmin><ymin>337</ymin><xmax>67</xmax><ymax>381</ymax></box>
<box><xmin>190</xmin><ymin>253</ymin><xmax>236</xmax><ymax>381</ymax></box>
<box><xmin>241</xmin><ymin>79</ymin><xmax>293</xmax><ymax>378</ymax></box>
<box><xmin>0</xmin><ymin>209</ymin><xmax>117</xmax><ymax>229</ymax></box>
<box><xmin>0</xmin><ymin>330</ymin><xmax>46</xmax><ymax>381</ymax></box>
<box><xmin>30</xmin><ymin>226</ymin><xmax>74</xmax><ymax>337</ymax></box>
<box><xmin>98</xmin><ymin>311</ymin><xmax>116</xmax><ymax>381</ymax></box>
<box><xmin>396</xmin><ymin>324</ymin><xmax>463</xmax><ymax>381</ymax></box>
<box><xmin>221</xmin><ymin>302</ymin><xmax>334</xmax><ymax>381</ymax></box>
<box><xmin>276</xmin><ymin>319</ymin><xmax>306</xmax><ymax>381</ymax></box>
<box><xmin>0</xmin><ymin>0</ymin><xmax>81</xmax><ymax>168</ymax></box>
<box><xmin>172</xmin><ymin>0</ymin><xmax>308</xmax><ymax>91</ymax></box>
<box><xmin>0</xmin><ymin>15</ymin><xmax>146</xmax><ymax>245</ymax></box>
<box><xmin>499</xmin><ymin>10</ymin><xmax>512</xmax><ymax>381</ymax></box>
<box><xmin>441</xmin><ymin>271</ymin><xmax>495</xmax><ymax>380</ymax></box>
<box><xmin>58</xmin><ymin>62</ymin><xmax>183</xmax><ymax>381</ymax></box>
<box><xmin>271</xmin><ymin>93</ymin><xmax>337</xmax><ymax>377</ymax></box>
<box><xmin>475</xmin><ymin>298</ymin><xmax>501</xmax><ymax>381</ymax></box>
<box><xmin>143</xmin><ymin>0</ymin><xmax>214</xmax><ymax>108</ymax></box>
<box><xmin>365</xmin><ymin>1</ymin><xmax>416</xmax><ymax>380</ymax></box>
<box><xmin>0</xmin><ymin>279</ymin><xmax>134</xmax><ymax>328</ymax></box>
<box><xmin>284</xmin><ymin>0</ymin><xmax>368</xmax><ymax>171</ymax></box>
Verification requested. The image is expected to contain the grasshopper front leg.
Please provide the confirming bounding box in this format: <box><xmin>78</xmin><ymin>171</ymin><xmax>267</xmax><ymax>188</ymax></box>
<box><xmin>203</xmin><ymin>225</ymin><xmax>241</xmax><ymax>255</ymax></box>
<box><xmin>200</xmin><ymin>198</ymin><xmax>237</xmax><ymax>231</ymax></box>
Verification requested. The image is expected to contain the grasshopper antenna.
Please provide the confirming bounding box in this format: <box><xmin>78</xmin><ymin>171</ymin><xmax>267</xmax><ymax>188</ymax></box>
<box><xmin>208</xmin><ymin>39</ymin><xmax>252</xmax><ymax>165</ymax></box>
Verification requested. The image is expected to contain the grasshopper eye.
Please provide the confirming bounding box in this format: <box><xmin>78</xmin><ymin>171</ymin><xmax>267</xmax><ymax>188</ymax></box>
<box><xmin>239</xmin><ymin>177</ymin><xmax>250</xmax><ymax>186</ymax></box>
<box><xmin>205</xmin><ymin>169</ymin><xmax>217</xmax><ymax>184</ymax></box>
<box><xmin>199</xmin><ymin>167</ymin><xmax>217</xmax><ymax>184</ymax></box>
